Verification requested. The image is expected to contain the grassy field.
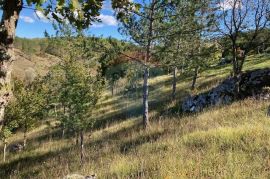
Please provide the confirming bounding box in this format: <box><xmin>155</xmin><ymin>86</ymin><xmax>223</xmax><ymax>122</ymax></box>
<box><xmin>0</xmin><ymin>54</ymin><xmax>270</xmax><ymax>178</ymax></box>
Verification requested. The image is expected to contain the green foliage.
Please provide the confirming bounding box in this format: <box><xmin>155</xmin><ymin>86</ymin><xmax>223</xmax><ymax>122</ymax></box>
<box><xmin>0</xmin><ymin>103</ymin><xmax>19</xmax><ymax>142</ymax></box>
<box><xmin>9</xmin><ymin>79</ymin><xmax>47</xmax><ymax>134</ymax></box>
<box><xmin>43</xmin><ymin>26</ymin><xmax>105</xmax><ymax>133</ymax></box>
<box><xmin>57</xmin><ymin>58</ymin><xmax>104</xmax><ymax>132</ymax></box>
<box><xmin>22</xmin><ymin>0</ymin><xmax>137</xmax><ymax>30</ymax></box>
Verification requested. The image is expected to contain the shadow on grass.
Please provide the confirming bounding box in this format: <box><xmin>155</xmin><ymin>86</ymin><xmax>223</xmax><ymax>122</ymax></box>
<box><xmin>0</xmin><ymin>145</ymin><xmax>73</xmax><ymax>178</ymax></box>
<box><xmin>119</xmin><ymin>130</ymin><xmax>164</xmax><ymax>154</ymax></box>
<box><xmin>0</xmin><ymin>120</ymin><xmax>152</xmax><ymax>178</ymax></box>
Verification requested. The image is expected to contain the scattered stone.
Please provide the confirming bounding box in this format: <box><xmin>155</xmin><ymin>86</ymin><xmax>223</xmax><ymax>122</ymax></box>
<box><xmin>218</xmin><ymin>57</ymin><xmax>231</xmax><ymax>66</ymax></box>
<box><xmin>253</xmin><ymin>87</ymin><xmax>270</xmax><ymax>100</ymax></box>
<box><xmin>64</xmin><ymin>174</ymin><xmax>97</xmax><ymax>179</ymax></box>
<box><xmin>9</xmin><ymin>143</ymin><xmax>23</xmax><ymax>153</ymax></box>
<box><xmin>182</xmin><ymin>68</ymin><xmax>270</xmax><ymax>112</ymax></box>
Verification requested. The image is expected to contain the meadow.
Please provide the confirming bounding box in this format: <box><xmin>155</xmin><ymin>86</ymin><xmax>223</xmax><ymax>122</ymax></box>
<box><xmin>0</xmin><ymin>54</ymin><xmax>270</xmax><ymax>178</ymax></box>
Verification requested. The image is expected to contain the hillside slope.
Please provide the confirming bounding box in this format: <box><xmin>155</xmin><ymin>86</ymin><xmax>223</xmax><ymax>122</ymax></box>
<box><xmin>12</xmin><ymin>49</ymin><xmax>59</xmax><ymax>80</ymax></box>
<box><xmin>0</xmin><ymin>54</ymin><xmax>270</xmax><ymax>178</ymax></box>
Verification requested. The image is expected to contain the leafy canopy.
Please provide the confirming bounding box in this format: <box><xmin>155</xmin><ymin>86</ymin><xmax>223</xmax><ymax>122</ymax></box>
<box><xmin>0</xmin><ymin>0</ymin><xmax>137</xmax><ymax>29</ymax></box>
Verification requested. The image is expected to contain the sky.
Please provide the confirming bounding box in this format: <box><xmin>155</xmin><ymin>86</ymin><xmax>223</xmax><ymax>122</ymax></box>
<box><xmin>14</xmin><ymin>0</ymin><xmax>232</xmax><ymax>39</ymax></box>
<box><xmin>16</xmin><ymin>0</ymin><xmax>124</xmax><ymax>39</ymax></box>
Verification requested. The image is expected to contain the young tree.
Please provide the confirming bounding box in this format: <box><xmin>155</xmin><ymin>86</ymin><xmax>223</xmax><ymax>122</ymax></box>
<box><xmin>56</xmin><ymin>56</ymin><xmax>103</xmax><ymax>165</ymax></box>
<box><xmin>0</xmin><ymin>102</ymin><xmax>18</xmax><ymax>162</ymax></box>
<box><xmin>11</xmin><ymin>79</ymin><xmax>46</xmax><ymax>148</ymax></box>
<box><xmin>156</xmin><ymin>0</ymin><xmax>197</xmax><ymax>99</ymax></box>
<box><xmin>45</xmin><ymin>27</ymin><xmax>105</xmax><ymax>164</ymax></box>
<box><xmin>119</xmin><ymin>0</ymin><xmax>169</xmax><ymax>128</ymax></box>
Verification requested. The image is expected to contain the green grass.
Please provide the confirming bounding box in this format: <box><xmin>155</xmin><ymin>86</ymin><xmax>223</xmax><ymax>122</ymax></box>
<box><xmin>0</xmin><ymin>54</ymin><xmax>270</xmax><ymax>178</ymax></box>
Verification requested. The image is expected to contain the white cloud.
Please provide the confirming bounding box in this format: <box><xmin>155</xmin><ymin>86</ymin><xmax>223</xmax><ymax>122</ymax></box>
<box><xmin>92</xmin><ymin>24</ymin><xmax>105</xmax><ymax>28</ymax></box>
<box><xmin>19</xmin><ymin>15</ymin><xmax>35</xmax><ymax>23</ymax></box>
<box><xmin>99</xmin><ymin>14</ymin><xmax>117</xmax><ymax>26</ymax></box>
<box><xmin>33</xmin><ymin>11</ymin><xmax>50</xmax><ymax>23</ymax></box>
<box><xmin>92</xmin><ymin>14</ymin><xmax>118</xmax><ymax>28</ymax></box>
<box><xmin>219</xmin><ymin>0</ymin><xmax>242</xmax><ymax>10</ymax></box>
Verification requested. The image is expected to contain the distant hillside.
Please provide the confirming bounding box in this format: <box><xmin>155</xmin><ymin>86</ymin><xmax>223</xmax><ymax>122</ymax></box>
<box><xmin>12</xmin><ymin>49</ymin><xmax>59</xmax><ymax>80</ymax></box>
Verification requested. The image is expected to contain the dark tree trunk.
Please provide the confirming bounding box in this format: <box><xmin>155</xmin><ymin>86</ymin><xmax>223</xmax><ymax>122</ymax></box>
<box><xmin>191</xmin><ymin>66</ymin><xmax>199</xmax><ymax>90</ymax></box>
<box><xmin>143</xmin><ymin>67</ymin><xmax>149</xmax><ymax>128</ymax></box>
<box><xmin>75</xmin><ymin>132</ymin><xmax>79</xmax><ymax>145</ymax></box>
<box><xmin>232</xmin><ymin>40</ymin><xmax>239</xmax><ymax>77</ymax></box>
<box><xmin>172</xmin><ymin>67</ymin><xmax>177</xmax><ymax>100</ymax></box>
<box><xmin>111</xmin><ymin>85</ymin><xmax>114</xmax><ymax>96</ymax></box>
<box><xmin>80</xmin><ymin>131</ymin><xmax>84</xmax><ymax>165</ymax></box>
<box><xmin>0</xmin><ymin>0</ymin><xmax>23</xmax><ymax>129</ymax></box>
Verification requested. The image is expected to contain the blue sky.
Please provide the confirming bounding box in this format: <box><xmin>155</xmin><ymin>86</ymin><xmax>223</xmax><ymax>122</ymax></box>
<box><xmin>16</xmin><ymin>0</ymin><xmax>124</xmax><ymax>39</ymax></box>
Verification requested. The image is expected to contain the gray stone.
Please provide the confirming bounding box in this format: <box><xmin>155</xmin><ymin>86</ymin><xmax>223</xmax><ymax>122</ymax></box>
<box><xmin>182</xmin><ymin>68</ymin><xmax>270</xmax><ymax>113</ymax></box>
<box><xmin>9</xmin><ymin>143</ymin><xmax>23</xmax><ymax>153</ymax></box>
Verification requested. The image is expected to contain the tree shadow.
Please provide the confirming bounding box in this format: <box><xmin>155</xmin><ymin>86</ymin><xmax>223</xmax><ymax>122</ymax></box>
<box><xmin>119</xmin><ymin>130</ymin><xmax>164</xmax><ymax>154</ymax></box>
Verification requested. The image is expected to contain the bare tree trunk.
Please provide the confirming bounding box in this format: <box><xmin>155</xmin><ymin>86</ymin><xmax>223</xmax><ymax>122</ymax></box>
<box><xmin>191</xmin><ymin>66</ymin><xmax>199</xmax><ymax>90</ymax></box>
<box><xmin>62</xmin><ymin>127</ymin><xmax>65</xmax><ymax>139</ymax></box>
<box><xmin>54</xmin><ymin>105</ymin><xmax>57</xmax><ymax>117</ymax></box>
<box><xmin>142</xmin><ymin>0</ymin><xmax>157</xmax><ymax>129</ymax></box>
<box><xmin>75</xmin><ymin>132</ymin><xmax>79</xmax><ymax>145</ymax></box>
<box><xmin>80</xmin><ymin>131</ymin><xmax>84</xmax><ymax>165</ymax></box>
<box><xmin>111</xmin><ymin>85</ymin><xmax>114</xmax><ymax>96</ymax></box>
<box><xmin>3</xmin><ymin>138</ymin><xmax>7</xmax><ymax>162</ymax></box>
<box><xmin>232</xmin><ymin>41</ymin><xmax>238</xmax><ymax>77</ymax></box>
<box><xmin>0</xmin><ymin>0</ymin><xmax>23</xmax><ymax>130</ymax></box>
<box><xmin>172</xmin><ymin>67</ymin><xmax>177</xmax><ymax>100</ymax></box>
<box><xmin>23</xmin><ymin>130</ymin><xmax>27</xmax><ymax>149</ymax></box>
<box><xmin>143</xmin><ymin>68</ymin><xmax>149</xmax><ymax>128</ymax></box>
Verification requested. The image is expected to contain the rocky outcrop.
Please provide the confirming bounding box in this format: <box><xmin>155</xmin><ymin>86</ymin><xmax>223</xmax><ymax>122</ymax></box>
<box><xmin>182</xmin><ymin>68</ymin><xmax>270</xmax><ymax>112</ymax></box>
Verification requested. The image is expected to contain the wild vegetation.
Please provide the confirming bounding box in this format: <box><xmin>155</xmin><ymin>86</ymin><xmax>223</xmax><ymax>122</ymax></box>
<box><xmin>0</xmin><ymin>0</ymin><xmax>270</xmax><ymax>178</ymax></box>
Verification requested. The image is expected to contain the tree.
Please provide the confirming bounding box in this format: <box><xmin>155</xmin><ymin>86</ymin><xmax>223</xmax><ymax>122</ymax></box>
<box><xmin>98</xmin><ymin>38</ymin><xmax>130</xmax><ymax>96</ymax></box>
<box><xmin>10</xmin><ymin>79</ymin><xmax>46</xmax><ymax>148</ymax></box>
<box><xmin>0</xmin><ymin>0</ymin><xmax>135</xmax><ymax>130</ymax></box>
<box><xmin>0</xmin><ymin>102</ymin><xmax>19</xmax><ymax>162</ymax></box>
<box><xmin>45</xmin><ymin>27</ymin><xmax>104</xmax><ymax>164</ymax></box>
<box><xmin>156</xmin><ymin>0</ymin><xmax>198</xmax><ymax>99</ymax></box>
<box><xmin>214</xmin><ymin>0</ymin><xmax>270</xmax><ymax>92</ymax></box>
<box><xmin>56</xmin><ymin>57</ymin><xmax>103</xmax><ymax>165</ymax></box>
<box><xmin>119</xmin><ymin>0</ymin><xmax>169</xmax><ymax>128</ymax></box>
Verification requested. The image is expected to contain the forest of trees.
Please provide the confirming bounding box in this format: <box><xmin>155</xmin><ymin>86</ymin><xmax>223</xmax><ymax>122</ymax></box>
<box><xmin>0</xmin><ymin>0</ymin><xmax>270</xmax><ymax>170</ymax></box>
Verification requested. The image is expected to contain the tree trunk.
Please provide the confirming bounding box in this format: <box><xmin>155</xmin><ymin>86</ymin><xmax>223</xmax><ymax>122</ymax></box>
<box><xmin>80</xmin><ymin>131</ymin><xmax>84</xmax><ymax>165</ymax></box>
<box><xmin>232</xmin><ymin>41</ymin><xmax>239</xmax><ymax>77</ymax></box>
<box><xmin>62</xmin><ymin>128</ymin><xmax>65</xmax><ymax>139</ymax></box>
<box><xmin>0</xmin><ymin>0</ymin><xmax>23</xmax><ymax>130</ymax></box>
<box><xmin>75</xmin><ymin>132</ymin><xmax>79</xmax><ymax>145</ymax></box>
<box><xmin>191</xmin><ymin>66</ymin><xmax>199</xmax><ymax>90</ymax></box>
<box><xmin>143</xmin><ymin>68</ymin><xmax>149</xmax><ymax>128</ymax></box>
<box><xmin>54</xmin><ymin>105</ymin><xmax>57</xmax><ymax>117</ymax></box>
<box><xmin>111</xmin><ymin>85</ymin><xmax>114</xmax><ymax>96</ymax></box>
<box><xmin>3</xmin><ymin>138</ymin><xmax>7</xmax><ymax>162</ymax></box>
<box><xmin>172</xmin><ymin>67</ymin><xmax>177</xmax><ymax>100</ymax></box>
<box><xmin>23</xmin><ymin>131</ymin><xmax>27</xmax><ymax>149</ymax></box>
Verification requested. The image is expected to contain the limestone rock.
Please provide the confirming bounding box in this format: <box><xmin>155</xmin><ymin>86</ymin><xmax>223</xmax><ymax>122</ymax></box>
<box><xmin>182</xmin><ymin>68</ymin><xmax>270</xmax><ymax>112</ymax></box>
